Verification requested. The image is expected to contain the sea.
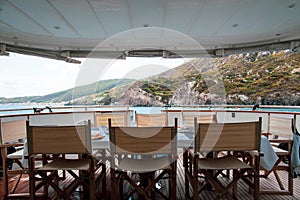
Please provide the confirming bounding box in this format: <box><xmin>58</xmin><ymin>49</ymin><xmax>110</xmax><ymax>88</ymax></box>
<box><xmin>0</xmin><ymin>104</ymin><xmax>163</xmax><ymax>116</ymax></box>
<box><xmin>1</xmin><ymin>103</ymin><xmax>300</xmax><ymax>116</ymax></box>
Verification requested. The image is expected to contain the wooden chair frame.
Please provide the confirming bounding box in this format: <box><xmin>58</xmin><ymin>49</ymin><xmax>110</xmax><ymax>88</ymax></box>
<box><xmin>260</xmin><ymin>115</ymin><xmax>294</xmax><ymax>195</ymax></box>
<box><xmin>109</xmin><ymin>118</ymin><xmax>178</xmax><ymax>200</ymax></box>
<box><xmin>184</xmin><ymin>117</ymin><xmax>262</xmax><ymax>199</ymax></box>
<box><xmin>27</xmin><ymin>120</ymin><xmax>96</xmax><ymax>200</ymax></box>
<box><xmin>0</xmin><ymin>118</ymin><xmax>29</xmax><ymax>199</ymax></box>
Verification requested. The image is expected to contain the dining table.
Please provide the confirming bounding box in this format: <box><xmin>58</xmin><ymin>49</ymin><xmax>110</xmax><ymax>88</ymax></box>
<box><xmin>91</xmin><ymin>127</ymin><xmax>279</xmax><ymax>171</ymax></box>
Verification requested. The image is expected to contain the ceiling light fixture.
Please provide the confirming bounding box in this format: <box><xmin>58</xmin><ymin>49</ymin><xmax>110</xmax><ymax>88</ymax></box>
<box><xmin>288</xmin><ymin>3</ymin><xmax>296</xmax><ymax>8</ymax></box>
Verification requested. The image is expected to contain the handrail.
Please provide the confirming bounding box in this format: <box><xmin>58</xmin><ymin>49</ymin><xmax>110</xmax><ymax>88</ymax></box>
<box><xmin>0</xmin><ymin>105</ymin><xmax>299</xmax><ymax>122</ymax></box>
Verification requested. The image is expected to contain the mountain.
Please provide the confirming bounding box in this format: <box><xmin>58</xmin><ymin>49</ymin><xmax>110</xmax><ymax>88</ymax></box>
<box><xmin>107</xmin><ymin>50</ymin><xmax>300</xmax><ymax>106</ymax></box>
<box><xmin>1</xmin><ymin>50</ymin><xmax>300</xmax><ymax>106</ymax></box>
<box><xmin>0</xmin><ymin>79</ymin><xmax>134</xmax><ymax>104</ymax></box>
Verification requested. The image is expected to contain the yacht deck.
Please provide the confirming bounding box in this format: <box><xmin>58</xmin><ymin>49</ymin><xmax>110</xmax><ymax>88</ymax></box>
<box><xmin>1</xmin><ymin>153</ymin><xmax>300</xmax><ymax>200</ymax></box>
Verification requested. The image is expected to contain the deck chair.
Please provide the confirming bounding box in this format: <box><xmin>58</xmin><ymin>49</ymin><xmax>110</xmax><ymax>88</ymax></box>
<box><xmin>109</xmin><ymin>118</ymin><xmax>178</xmax><ymax>200</ymax></box>
<box><xmin>184</xmin><ymin>117</ymin><xmax>262</xmax><ymax>199</ymax></box>
<box><xmin>0</xmin><ymin>118</ymin><xmax>29</xmax><ymax>199</ymax></box>
<box><xmin>26</xmin><ymin>120</ymin><xmax>96</xmax><ymax>200</ymax></box>
<box><xmin>95</xmin><ymin>112</ymin><xmax>129</xmax><ymax>127</ymax></box>
<box><xmin>136</xmin><ymin>113</ymin><xmax>168</xmax><ymax>127</ymax></box>
<box><xmin>182</xmin><ymin>114</ymin><xmax>217</xmax><ymax>128</ymax></box>
<box><xmin>260</xmin><ymin>115</ymin><xmax>294</xmax><ymax>195</ymax></box>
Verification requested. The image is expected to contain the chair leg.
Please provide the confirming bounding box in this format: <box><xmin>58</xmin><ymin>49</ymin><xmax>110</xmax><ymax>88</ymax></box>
<box><xmin>28</xmin><ymin>158</ymin><xmax>36</xmax><ymax>200</ymax></box>
<box><xmin>192</xmin><ymin>175</ymin><xmax>198</xmax><ymax>200</ymax></box>
<box><xmin>183</xmin><ymin>150</ymin><xmax>190</xmax><ymax>199</ymax></box>
<box><xmin>90</xmin><ymin>174</ymin><xmax>96</xmax><ymax>200</ymax></box>
<box><xmin>288</xmin><ymin>154</ymin><xmax>294</xmax><ymax>195</ymax></box>
<box><xmin>171</xmin><ymin>162</ymin><xmax>177</xmax><ymax>200</ymax></box>
<box><xmin>1</xmin><ymin>147</ymin><xmax>9</xmax><ymax>198</ymax></box>
<box><xmin>110</xmin><ymin>167</ymin><xmax>117</xmax><ymax>200</ymax></box>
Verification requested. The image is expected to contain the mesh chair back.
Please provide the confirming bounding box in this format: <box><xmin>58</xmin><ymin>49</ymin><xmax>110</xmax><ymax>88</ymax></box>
<box><xmin>0</xmin><ymin>119</ymin><xmax>26</xmax><ymax>144</ymax></box>
<box><xmin>27</xmin><ymin>120</ymin><xmax>91</xmax><ymax>154</ymax></box>
<box><xmin>136</xmin><ymin>113</ymin><xmax>167</xmax><ymax>127</ymax></box>
<box><xmin>95</xmin><ymin>113</ymin><xmax>128</xmax><ymax>127</ymax></box>
<box><xmin>196</xmin><ymin>119</ymin><xmax>261</xmax><ymax>152</ymax></box>
<box><xmin>269</xmin><ymin>116</ymin><xmax>294</xmax><ymax>140</ymax></box>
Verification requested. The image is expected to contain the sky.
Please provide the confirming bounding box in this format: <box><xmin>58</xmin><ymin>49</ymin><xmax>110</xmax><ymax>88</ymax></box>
<box><xmin>0</xmin><ymin>53</ymin><xmax>186</xmax><ymax>98</ymax></box>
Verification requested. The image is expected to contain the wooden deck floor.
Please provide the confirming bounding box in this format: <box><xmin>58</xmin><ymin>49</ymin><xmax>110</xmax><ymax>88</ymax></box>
<box><xmin>1</xmin><ymin>154</ymin><xmax>300</xmax><ymax>200</ymax></box>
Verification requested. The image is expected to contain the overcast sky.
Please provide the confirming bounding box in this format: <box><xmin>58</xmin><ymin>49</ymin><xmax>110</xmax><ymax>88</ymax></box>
<box><xmin>0</xmin><ymin>53</ymin><xmax>186</xmax><ymax>98</ymax></box>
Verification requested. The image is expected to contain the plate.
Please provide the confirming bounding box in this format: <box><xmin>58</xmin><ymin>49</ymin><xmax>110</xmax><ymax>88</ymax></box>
<box><xmin>92</xmin><ymin>134</ymin><xmax>105</xmax><ymax>140</ymax></box>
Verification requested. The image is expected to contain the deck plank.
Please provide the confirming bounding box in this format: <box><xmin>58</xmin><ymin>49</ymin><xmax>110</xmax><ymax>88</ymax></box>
<box><xmin>1</xmin><ymin>155</ymin><xmax>300</xmax><ymax>200</ymax></box>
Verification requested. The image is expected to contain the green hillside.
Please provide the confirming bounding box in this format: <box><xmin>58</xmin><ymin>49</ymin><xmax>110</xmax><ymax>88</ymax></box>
<box><xmin>1</xmin><ymin>50</ymin><xmax>299</xmax><ymax>106</ymax></box>
<box><xmin>110</xmin><ymin>51</ymin><xmax>300</xmax><ymax>106</ymax></box>
<box><xmin>0</xmin><ymin>79</ymin><xmax>134</xmax><ymax>104</ymax></box>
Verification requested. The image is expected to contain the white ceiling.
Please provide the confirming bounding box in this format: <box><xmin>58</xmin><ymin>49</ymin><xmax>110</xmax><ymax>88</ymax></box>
<box><xmin>0</xmin><ymin>0</ymin><xmax>300</xmax><ymax>62</ymax></box>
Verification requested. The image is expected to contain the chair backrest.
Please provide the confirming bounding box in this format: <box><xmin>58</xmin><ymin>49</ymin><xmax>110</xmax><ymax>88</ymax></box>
<box><xmin>0</xmin><ymin>118</ymin><xmax>27</xmax><ymax>144</ymax></box>
<box><xmin>109</xmin><ymin>118</ymin><xmax>177</xmax><ymax>155</ymax></box>
<box><xmin>195</xmin><ymin>118</ymin><xmax>261</xmax><ymax>152</ymax></box>
<box><xmin>136</xmin><ymin>113</ymin><xmax>168</xmax><ymax>127</ymax></box>
<box><xmin>29</xmin><ymin>112</ymin><xmax>94</xmax><ymax>126</ymax></box>
<box><xmin>95</xmin><ymin>113</ymin><xmax>128</xmax><ymax>127</ymax></box>
<box><xmin>27</xmin><ymin>120</ymin><xmax>91</xmax><ymax>154</ymax></box>
<box><xmin>268</xmin><ymin>116</ymin><xmax>294</xmax><ymax>140</ymax></box>
<box><xmin>183</xmin><ymin>114</ymin><xmax>217</xmax><ymax>128</ymax></box>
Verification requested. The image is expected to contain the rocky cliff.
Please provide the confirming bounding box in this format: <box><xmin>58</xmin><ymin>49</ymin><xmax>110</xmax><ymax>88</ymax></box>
<box><xmin>109</xmin><ymin>50</ymin><xmax>300</xmax><ymax>106</ymax></box>
<box><xmin>3</xmin><ymin>50</ymin><xmax>299</xmax><ymax>106</ymax></box>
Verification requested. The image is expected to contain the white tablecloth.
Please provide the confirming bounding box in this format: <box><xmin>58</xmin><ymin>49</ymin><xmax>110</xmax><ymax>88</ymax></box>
<box><xmin>91</xmin><ymin>128</ymin><xmax>278</xmax><ymax>170</ymax></box>
<box><xmin>260</xmin><ymin>135</ymin><xmax>279</xmax><ymax>171</ymax></box>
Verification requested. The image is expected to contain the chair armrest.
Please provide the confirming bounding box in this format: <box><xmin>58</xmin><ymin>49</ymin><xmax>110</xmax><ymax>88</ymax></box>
<box><xmin>0</xmin><ymin>143</ymin><xmax>24</xmax><ymax>148</ymax></box>
<box><xmin>187</xmin><ymin>148</ymin><xmax>199</xmax><ymax>159</ymax></box>
<box><xmin>248</xmin><ymin>150</ymin><xmax>264</xmax><ymax>157</ymax></box>
<box><xmin>262</xmin><ymin>133</ymin><xmax>271</xmax><ymax>138</ymax></box>
<box><xmin>268</xmin><ymin>139</ymin><xmax>293</xmax><ymax>143</ymax></box>
<box><xmin>28</xmin><ymin>154</ymin><xmax>38</xmax><ymax>159</ymax></box>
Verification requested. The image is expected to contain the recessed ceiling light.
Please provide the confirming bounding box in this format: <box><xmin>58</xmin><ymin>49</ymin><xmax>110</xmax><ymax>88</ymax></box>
<box><xmin>232</xmin><ymin>24</ymin><xmax>238</xmax><ymax>28</ymax></box>
<box><xmin>288</xmin><ymin>3</ymin><xmax>296</xmax><ymax>8</ymax></box>
<box><xmin>54</xmin><ymin>26</ymin><xmax>60</xmax><ymax>29</ymax></box>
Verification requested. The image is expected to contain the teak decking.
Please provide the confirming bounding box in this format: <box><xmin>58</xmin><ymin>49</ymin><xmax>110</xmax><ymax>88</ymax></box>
<box><xmin>1</xmin><ymin>153</ymin><xmax>300</xmax><ymax>200</ymax></box>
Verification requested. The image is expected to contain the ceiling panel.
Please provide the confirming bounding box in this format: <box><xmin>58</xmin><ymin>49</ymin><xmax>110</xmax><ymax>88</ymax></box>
<box><xmin>247</xmin><ymin>1</ymin><xmax>299</xmax><ymax>37</ymax></box>
<box><xmin>0</xmin><ymin>20</ymin><xmax>16</xmax><ymax>32</ymax></box>
<box><xmin>129</xmin><ymin>0</ymin><xmax>165</xmax><ymax>28</ymax></box>
<box><xmin>188</xmin><ymin>1</ymin><xmax>241</xmax><ymax>37</ymax></box>
<box><xmin>214</xmin><ymin>0</ymin><xmax>270</xmax><ymax>39</ymax></box>
<box><xmin>0</xmin><ymin>0</ymin><xmax>49</xmax><ymax>35</ymax></box>
<box><xmin>90</xmin><ymin>0</ymin><xmax>132</xmax><ymax>36</ymax></box>
<box><xmin>163</xmin><ymin>0</ymin><xmax>202</xmax><ymax>33</ymax></box>
<box><xmin>50</xmin><ymin>0</ymin><xmax>107</xmax><ymax>38</ymax></box>
<box><xmin>0</xmin><ymin>0</ymin><xmax>300</xmax><ymax>60</ymax></box>
<box><xmin>9</xmin><ymin>0</ymin><xmax>82</xmax><ymax>38</ymax></box>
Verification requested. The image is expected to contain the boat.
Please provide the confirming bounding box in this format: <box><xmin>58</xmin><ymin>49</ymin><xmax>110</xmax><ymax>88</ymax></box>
<box><xmin>1</xmin><ymin>1</ymin><xmax>300</xmax><ymax>199</ymax></box>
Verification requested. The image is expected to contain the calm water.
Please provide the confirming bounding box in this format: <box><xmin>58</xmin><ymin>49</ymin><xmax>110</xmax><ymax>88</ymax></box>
<box><xmin>0</xmin><ymin>104</ymin><xmax>162</xmax><ymax>116</ymax></box>
<box><xmin>1</xmin><ymin>104</ymin><xmax>300</xmax><ymax>116</ymax></box>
